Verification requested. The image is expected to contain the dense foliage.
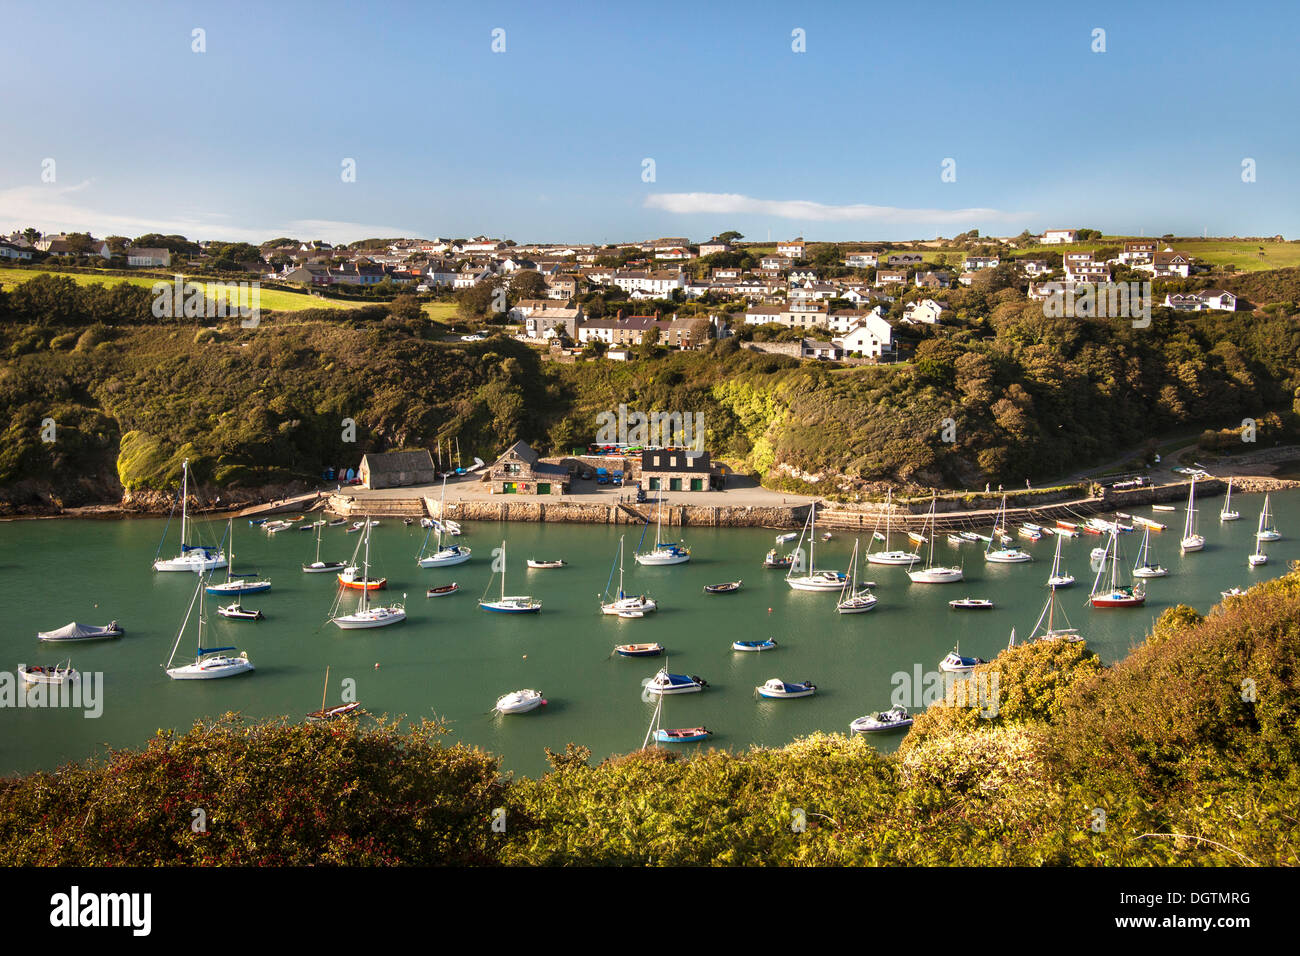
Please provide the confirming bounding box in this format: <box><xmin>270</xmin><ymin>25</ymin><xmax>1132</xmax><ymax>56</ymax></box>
<box><xmin>4</xmin><ymin>569</ymin><xmax>1299</xmax><ymax>865</ymax></box>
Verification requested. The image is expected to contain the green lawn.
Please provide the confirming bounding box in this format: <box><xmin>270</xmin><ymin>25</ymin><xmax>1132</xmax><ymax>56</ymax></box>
<box><xmin>0</xmin><ymin>266</ymin><xmax>366</xmax><ymax>311</ymax></box>
<box><xmin>1008</xmin><ymin>238</ymin><xmax>1300</xmax><ymax>273</ymax></box>
<box><xmin>422</xmin><ymin>300</ymin><xmax>459</xmax><ymax>323</ymax></box>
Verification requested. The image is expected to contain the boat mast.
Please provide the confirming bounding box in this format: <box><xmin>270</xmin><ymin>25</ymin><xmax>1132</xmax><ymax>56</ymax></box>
<box><xmin>321</xmin><ymin>665</ymin><xmax>330</xmax><ymax>713</ymax></box>
<box><xmin>359</xmin><ymin>519</ymin><xmax>371</xmax><ymax>614</ymax></box>
<box><xmin>1184</xmin><ymin>479</ymin><xmax>1197</xmax><ymax>538</ymax></box>
<box><xmin>180</xmin><ymin>458</ymin><xmax>189</xmax><ymax>547</ymax></box>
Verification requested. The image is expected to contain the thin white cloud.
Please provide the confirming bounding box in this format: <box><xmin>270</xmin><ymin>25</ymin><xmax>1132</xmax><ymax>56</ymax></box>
<box><xmin>0</xmin><ymin>182</ymin><xmax>414</xmax><ymax>244</ymax></box>
<box><xmin>645</xmin><ymin>192</ymin><xmax>1028</xmax><ymax>224</ymax></box>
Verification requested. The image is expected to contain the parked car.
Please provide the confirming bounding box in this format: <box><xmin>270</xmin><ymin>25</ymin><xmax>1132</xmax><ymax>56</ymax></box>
<box><xmin>461</xmin><ymin>332</ymin><xmax>487</xmax><ymax>342</ymax></box>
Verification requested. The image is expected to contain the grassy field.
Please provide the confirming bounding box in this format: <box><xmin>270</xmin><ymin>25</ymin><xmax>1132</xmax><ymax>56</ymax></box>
<box><xmin>0</xmin><ymin>266</ymin><xmax>366</xmax><ymax>311</ymax></box>
<box><xmin>422</xmin><ymin>300</ymin><xmax>459</xmax><ymax>323</ymax></box>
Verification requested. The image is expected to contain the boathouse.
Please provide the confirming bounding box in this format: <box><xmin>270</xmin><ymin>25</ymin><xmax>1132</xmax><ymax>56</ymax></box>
<box><xmin>358</xmin><ymin>449</ymin><xmax>437</xmax><ymax>489</ymax></box>
<box><xmin>639</xmin><ymin>448</ymin><xmax>722</xmax><ymax>492</ymax></box>
<box><xmin>486</xmin><ymin>441</ymin><xmax>570</xmax><ymax>495</ymax></box>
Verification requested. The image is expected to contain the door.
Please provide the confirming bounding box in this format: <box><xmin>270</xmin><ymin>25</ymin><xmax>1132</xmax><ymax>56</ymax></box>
<box><xmin>690</xmin><ymin>478</ymin><xmax>704</xmax><ymax>491</ymax></box>
<box><xmin>649</xmin><ymin>477</ymin><xmax>660</xmax><ymax>490</ymax></box>
<box><xmin>670</xmin><ymin>478</ymin><xmax>682</xmax><ymax>492</ymax></box>
<box><xmin>536</xmin><ymin>483</ymin><xmax>550</xmax><ymax>495</ymax></box>
<box><xmin>503</xmin><ymin>482</ymin><xmax>517</xmax><ymax>494</ymax></box>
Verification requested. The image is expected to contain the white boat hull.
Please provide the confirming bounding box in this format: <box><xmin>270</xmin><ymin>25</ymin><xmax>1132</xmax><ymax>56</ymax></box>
<box><xmin>985</xmin><ymin>550</ymin><xmax>1031</xmax><ymax>563</ymax></box>
<box><xmin>154</xmin><ymin>552</ymin><xmax>227</xmax><ymax>572</ymax></box>
<box><xmin>333</xmin><ymin>607</ymin><xmax>406</xmax><ymax>629</ymax></box>
<box><xmin>601</xmin><ymin>596</ymin><xmax>657</xmax><ymax>615</ymax></box>
<box><xmin>166</xmin><ymin>654</ymin><xmax>254</xmax><ymax>680</ymax></box>
<box><xmin>866</xmin><ymin>552</ymin><xmax>920</xmax><ymax>566</ymax></box>
<box><xmin>496</xmin><ymin>691</ymin><xmax>544</xmax><ymax>714</ymax></box>
<box><xmin>787</xmin><ymin>572</ymin><xmax>847</xmax><ymax>592</ymax></box>
<box><xmin>417</xmin><ymin>547</ymin><xmax>472</xmax><ymax>568</ymax></box>
<box><xmin>1180</xmin><ymin>536</ymin><xmax>1205</xmax><ymax>552</ymax></box>
<box><xmin>635</xmin><ymin>551</ymin><xmax>690</xmax><ymax>566</ymax></box>
<box><xmin>907</xmin><ymin>566</ymin><xmax>963</xmax><ymax>583</ymax></box>
<box><xmin>1132</xmin><ymin>566</ymin><xmax>1168</xmax><ymax>578</ymax></box>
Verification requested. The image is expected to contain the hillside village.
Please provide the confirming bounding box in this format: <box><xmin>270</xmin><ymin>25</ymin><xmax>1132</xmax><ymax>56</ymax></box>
<box><xmin>0</xmin><ymin>227</ymin><xmax>1264</xmax><ymax>365</ymax></box>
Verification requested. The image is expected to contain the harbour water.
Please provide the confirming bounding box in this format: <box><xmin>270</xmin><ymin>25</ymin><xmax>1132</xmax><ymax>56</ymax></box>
<box><xmin>2</xmin><ymin>491</ymin><xmax>1296</xmax><ymax>779</ymax></box>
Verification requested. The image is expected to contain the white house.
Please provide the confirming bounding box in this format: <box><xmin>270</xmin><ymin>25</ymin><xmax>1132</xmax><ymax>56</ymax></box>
<box><xmin>1041</xmin><ymin>229</ymin><xmax>1078</xmax><ymax>245</ymax></box>
<box><xmin>962</xmin><ymin>256</ymin><xmax>999</xmax><ymax>271</ymax></box>
<box><xmin>834</xmin><ymin>312</ymin><xmax>893</xmax><ymax>359</ymax></box>
<box><xmin>611</xmin><ymin>269</ymin><xmax>685</xmax><ymax>298</ymax></box>
<box><xmin>1163</xmin><ymin>289</ymin><xmax>1237</xmax><ymax>312</ymax></box>
<box><xmin>845</xmin><ymin>252</ymin><xmax>878</xmax><ymax>268</ymax></box>
<box><xmin>126</xmin><ymin>247</ymin><xmax>172</xmax><ymax>267</ymax></box>
<box><xmin>1139</xmin><ymin>251</ymin><xmax>1193</xmax><ymax>279</ymax></box>
<box><xmin>902</xmin><ymin>299</ymin><xmax>947</xmax><ymax>325</ymax></box>
<box><xmin>827</xmin><ymin>305</ymin><xmax>887</xmax><ymax>336</ymax></box>
<box><xmin>776</xmin><ymin>238</ymin><xmax>806</xmax><ymax>259</ymax></box>
<box><xmin>1019</xmin><ymin>259</ymin><xmax>1051</xmax><ymax>276</ymax></box>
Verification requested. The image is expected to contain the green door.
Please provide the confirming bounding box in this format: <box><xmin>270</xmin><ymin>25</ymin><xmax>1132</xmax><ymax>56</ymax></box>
<box><xmin>649</xmin><ymin>477</ymin><xmax>660</xmax><ymax>490</ymax></box>
<box><xmin>536</xmin><ymin>482</ymin><xmax>550</xmax><ymax>495</ymax></box>
<box><xmin>690</xmin><ymin>478</ymin><xmax>704</xmax><ymax>491</ymax></box>
<box><xmin>670</xmin><ymin>478</ymin><xmax>682</xmax><ymax>492</ymax></box>
<box><xmin>503</xmin><ymin>482</ymin><xmax>517</xmax><ymax>494</ymax></box>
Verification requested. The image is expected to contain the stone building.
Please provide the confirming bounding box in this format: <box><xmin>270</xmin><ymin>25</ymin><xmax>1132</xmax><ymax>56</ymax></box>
<box><xmin>486</xmin><ymin>441</ymin><xmax>570</xmax><ymax>495</ymax></box>
<box><xmin>359</xmin><ymin>450</ymin><xmax>437</xmax><ymax>489</ymax></box>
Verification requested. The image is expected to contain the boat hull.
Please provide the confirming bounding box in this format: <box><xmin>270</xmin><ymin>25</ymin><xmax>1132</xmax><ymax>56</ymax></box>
<box><xmin>1089</xmin><ymin>592</ymin><xmax>1146</xmax><ymax>608</ymax></box>
<box><xmin>786</xmin><ymin>573</ymin><xmax>846</xmax><ymax>592</ymax></box>
<box><xmin>166</xmin><ymin>654</ymin><xmax>254</xmax><ymax>680</ymax></box>
<box><xmin>333</xmin><ymin>608</ymin><xmax>406</xmax><ymax>629</ymax></box>
<box><xmin>907</xmin><ymin>567</ymin><xmax>963</xmax><ymax>583</ymax></box>
<box><xmin>479</xmin><ymin>599</ymin><xmax>541</xmax><ymax>614</ymax></box>
<box><xmin>303</xmin><ymin>562</ymin><xmax>346</xmax><ymax>573</ymax></box>
<box><xmin>866</xmin><ymin>552</ymin><xmax>920</xmax><ymax>566</ymax></box>
<box><xmin>417</xmin><ymin>548</ymin><xmax>471</xmax><ymax>568</ymax></box>
<box><xmin>985</xmin><ymin>550</ymin><xmax>1031</xmax><ymax>563</ymax></box>
<box><xmin>205</xmin><ymin>580</ymin><xmax>271</xmax><ymax>595</ymax></box>
<box><xmin>154</xmin><ymin>553</ymin><xmax>227</xmax><ymax>572</ymax></box>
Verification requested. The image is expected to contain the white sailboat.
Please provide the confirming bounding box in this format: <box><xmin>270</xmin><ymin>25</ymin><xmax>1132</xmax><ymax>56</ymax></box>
<box><xmin>836</xmin><ymin>539</ymin><xmax>878</xmax><ymax>613</ymax></box>
<box><xmin>1132</xmin><ymin>525</ymin><xmax>1168</xmax><ymax>578</ymax></box>
<box><xmin>1220</xmin><ymin>477</ymin><xmax>1240</xmax><ymax>521</ymax></box>
<box><xmin>635</xmin><ymin>495</ymin><xmax>690</xmax><ymax>565</ymax></box>
<box><xmin>985</xmin><ymin>495</ymin><xmax>1032</xmax><ymax>563</ymax></box>
<box><xmin>417</xmin><ymin>476</ymin><xmax>472</xmax><ymax>567</ymax></box>
<box><xmin>206</xmin><ymin>518</ymin><xmax>271</xmax><ymax>595</ymax></box>
<box><xmin>1255</xmin><ymin>494</ymin><xmax>1280</xmax><ymax>541</ymax></box>
<box><xmin>601</xmin><ymin>535</ymin><xmax>657</xmax><ymax>615</ymax></box>
<box><xmin>1180</xmin><ymin>478</ymin><xmax>1205</xmax><ymax>552</ymax></box>
<box><xmin>302</xmin><ymin>515</ymin><xmax>345</xmax><ymax>573</ymax></box>
<box><xmin>153</xmin><ymin>458</ymin><xmax>228</xmax><ymax>572</ymax></box>
<box><xmin>330</xmin><ymin>521</ymin><xmax>406</xmax><ymax>629</ymax></box>
<box><xmin>866</xmin><ymin>488</ymin><xmax>920</xmax><ymax>566</ymax></box>
<box><xmin>1088</xmin><ymin>529</ymin><xmax>1146</xmax><ymax>607</ymax></box>
<box><xmin>163</xmin><ymin>572</ymin><xmax>253</xmax><ymax>679</ymax></box>
<box><xmin>1046</xmin><ymin>532</ymin><xmax>1075</xmax><ymax>588</ymax></box>
<box><xmin>1027</xmin><ymin>581</ymin><xmax>1082</xmax><ymax>643</ymax></box>
<box><xmin>786</xmin><ymin>501</ymin><xmax>847</xmax><ymax>591</ymax></box>
<box><xmin>1249</xmin><ymin>502</ymin><xmax>1270</xmax><ymax>566</ymax></box>
<box><xmin>479</xmin><ymin>540</ymin><xmax>542</xmax><ymax>613</ymax></box>
<box><xmin>907</xmin><ymin>495</ymin><xmax>962</xmax><ymax>583</ymax></box>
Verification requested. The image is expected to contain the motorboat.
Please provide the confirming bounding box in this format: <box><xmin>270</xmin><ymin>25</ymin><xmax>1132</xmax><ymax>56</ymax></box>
<box><xmin>17</xmin><ymin>662</ymin><xmax>79</xmax><ymax>685</ymax></box>
<box><xmin>37</xmin><ymin>621</ymin><xmax>123</xmax><ymax>643</ymax></box>
<box><xmin>949</xmin><ymin>597</ymin><xmax>993</xmax><ymax>610</ymax></box>
<box><xmin>850</xmin><ymin>707</ymin><xmax>913</xmax><ymax>733</ymax></box>
<box><xmin>763</xmin><ymin>548</ymin><xmax>793</xmax><ymax>569</ymax></box>
<box><xmin>426</xmin><ymin>582</ymin><xmax>460</xmax><ymax>598</ymax></box>
<box><xmin>644</xmin><ymin>670</ymin><xmax>707</xmax><ymax>695</ymax></box>
<box><xmin>526</xmin><ymin>559</ymin><xmax>566</xmax><ymax>569</ymax></box>
<box><xmin>939</xmin><ymin>647</ymin><xmax>986</xmax><ymax>673</ymax></box>
<box><xmin>653</xmin><ymin>727</ymin><xmax>711</xmax><ymax>743</ymax></box>
<box><xmin>495</xmin><ymin>689</ymin><xmax>546</xmax><ymax>714</ymax></box>
<box><xmin>756</xmin><ymin>678</ymin><xmax>816</xmax><ymax>699</ymax></box>
<box><xmin>216</xmin><ymin>602</ymin><xmax>263</xmax><ymax>621</ymax></box>
<box><xmin>703</xmin><ymin>580</ymin><xmax>742</xmax><ymax>594</ymax></box>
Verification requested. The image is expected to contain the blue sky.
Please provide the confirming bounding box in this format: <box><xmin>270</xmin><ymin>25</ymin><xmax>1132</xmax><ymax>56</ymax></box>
<box><xmin>2</xmin><ymin>0</ymin><xmax>1297</xmax><ymax>244</ymax></box>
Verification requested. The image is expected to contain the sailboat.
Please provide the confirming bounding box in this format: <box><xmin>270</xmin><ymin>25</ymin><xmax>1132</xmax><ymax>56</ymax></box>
<box><xmin>153</xmin><ymin>458</ymin><xmax>228</xmax><ymax>572</ymax></box>
<box><xmin>1027</xmin><ymin>582</ymin><xmax>1083</xmax><ymax>643</ymax></box>
<box><xmin>1046</xmin><ymin>532</ymin><xmax>1075</xmax><ymax>588</ymax></box>
<box><xmin>163</xmin><ymin>572</ymin><xmax>254</xmax><ymax>679</ymax></box>
<box><xmin>601</xmin><ymin>535</ymin><xmax>657</xmax><ymax>615</ymax></box>
<box><xmin>417</xmin><ymin>476</ymin><xmax>472</xmax><ymax>567</ymax></box>
<box><xmin>642</xmin><ymin>656</ymin><xmax>710</xmax><ymax>744</ymax></box>
<box><xmin>836</xmin><ymin>539</ymin><xmax>878</xmax><ymax>613</ymax></box>
<box><xmin>1255</xmin><ymin>494</ymin><xmax>1281</xmax><ymax>541</ymax></box>
<box><xmin>206</xmin><ymin>519</ymin><xmax>271</xmax><ymax>595</ymax></box>
<box><xmin>307</xmin><ymin>666</ymin><xmax>361</xmax><ymax>722</ymax></box>
<box><xmin>1088</xmin><ymin>529</ymin><xmax>1146</xmax><ymax>607</ymax></box>
<box><xmin>1220</xmin><ymin>477</ymin><xmax>1240</xmax><ymax>521</ymax></box>
<box><xmin>302</xmin><ymin>515</ymin><xmax>345</xmax><ymax>573</ymax></box>
<box><xmin>1249</xmin><ymin>501</ymin><xmax>1270</xmax><ymax>566</ymax></box>
<box><xmin>1180</xmin><ymin>477</ymin><xmax>1205</xmax><ymax>552</ymax></box>
<box><xmin>635</xmin><ymin>496</ymin><xmax>690</xmax><ymax>565</ymax></box>
<box><xmin>984</xmin><ymin>495</ymin><xmax>1032</xmax><ymax>563</ymax></box>
<box><xmin>1132</xmin><ymin>525</ymin><xmax>1168</xmax><ymax>578</ymax></box>
<box><xmin>866</xmin><ymin>489</ymin><xmax>920</xmax><ymax>566</ymax></box>
<box><xmin>786</xmin><ymin>501</ymin><xmax>847</xmax><ymax>591</ymax></box>
<box><xmin>329</xmin><ymin>521</ymin><xmax>406</xmax><ymax>629</ymax></box>
<box><xmin>478</xmin><ymin>540</ymin><xmax>541</xmax><ymax>613</ymax></box>
<box><xmin>907</xmin><ymin>495</ymin><xmax>962</xmax><ymax>583</ymax></box>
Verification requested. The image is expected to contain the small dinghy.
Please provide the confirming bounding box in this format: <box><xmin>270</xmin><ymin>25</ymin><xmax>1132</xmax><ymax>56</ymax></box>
<box><xmin>949</xmin><ymin>597</ymin><xmax>994</xmax><ymax>610</ymax></box>
<box><xmin>420</xmin><ymin>517</ymin><xmax>436</xmax><ymax>529</ymax></box>
<box><xmin>264</xmin><ymin>520</ymin><xmax>293</xmax><ymax>534</ymax></box>
<box><xmin>645</xmin><ymin>670</ymin><xmax>707</xmax><ymax>695</ymax></box>
<box><xmin>307</xmin><ymin>702</ymin><xmax>362</xmax><ymax>723</ymax></box>
<box><xmin>618</xmin><ymin>609</ymin><xmax>645</xmax><ymax>619</ymax></box>
<box><xmin>775</xmin><ymin>532</ymin><xmax>798</xmax><ymax>544</ymax></box>
<box><xmin>426</xmin><ymin>582</ymin><xmax>460</xmax><ymax>598</ymax></box>
<box><xmin>939</xmin><ymin>647</ymin><xmax>986</xmax><ymax>673</ymax></box>
<box><xmin>947</xmin><ymin>534</ymin><xmax>965</xmax><ymax>546</ymax></box>
<box><xmin>1152</xmin><ymin>504</ymin><xmax>1176</xmax><ymax>513</ymax></box>
<box><xmin>217</xmin><ymin>602</ymin><xmax>262</xmax><ymax>620</ymax></box>
<box><xmin>653</xmin><ymin>727</ymin><xmax>711</xmax><ymax>743</ymax></box>
<box><xmin>959</xmin><ymin>531</ymin><xmax>981</xmax><ymax>541</ymax></box>
<box><xmin>850</xmin><ymin>706</ymin><xmax>913</xmax><ymax>734</ymax></box>
<box><xmin>703</xmin><ymin>579</ymin><xmax>742</xmax><ymax>594</ymax></box>
<box><xmin>37</xmin><ymin>621</ymin><xmax>123</xmax><ymax>643</ymax></box>
<box><xmin>733</xmin><ymin>638</ymin><xmax>778</xmax><ymax>652</ymax></box>
<box><xmin>763</xmin><ymin>548</ymin><xmax>793</xmax><ymax>569</ymax></box>
<box><xmin>304</xmin><ymin>560</ymin><xmax>346</xmax><ymax>573</ymax></box>
<box><xmin>615</xmin><ymin>642</ymin><xmax>664</xmax><ymax>657</ymax></box>
<box><xmin>756</xmin><ymin>678</ymin><xmax>816</xmax><ymax>699</ymax></box>
<box><xmin>327</xmin><ymin>518</ymin><xmax>347</xmax><ymax>527</ymax></box>
<box><xmin>526</xmin><ymin>559</ymin><xmax>566</xmax><ymax>569</ymax></box>
<box><xmin>17</xmin><ymin>662</ymin><xmax>79</xmax><ymax>685</ymax></box>
<box><xmin>820</xmin><ymin>532</ymin><xmax>833</xmax><ymax>541</ymax></box>
<box><xmin>495</xmin><ymin>689</ymin><xmax>545</xmax><ymax>714</ymax></box>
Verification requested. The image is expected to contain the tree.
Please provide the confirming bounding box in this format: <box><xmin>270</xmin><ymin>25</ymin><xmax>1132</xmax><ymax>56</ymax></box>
<box><xmin>509</xmin><ymin>270</ymin><xmax>548</xmax><ymax>301</ymax></box>
<box><xmin>22</xmin><ymin>227</ymin><xmax>41</xmax><ymax>247</ymax></box>
<box><xmin>388</xmin><ymin>294</ymin><xmax>424</xmax><ymax>322</ymax></box>
<box><xmin>716</xmin><ymin>231</ymin><xmax>744</xmax><ymax>244</ymax></box>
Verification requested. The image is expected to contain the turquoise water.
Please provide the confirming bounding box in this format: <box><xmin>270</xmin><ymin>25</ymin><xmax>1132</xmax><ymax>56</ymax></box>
<box><xmin>1</xmin><ymin>491</ymin><xmax>1296</xmax><ymax>778</ymax></box>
